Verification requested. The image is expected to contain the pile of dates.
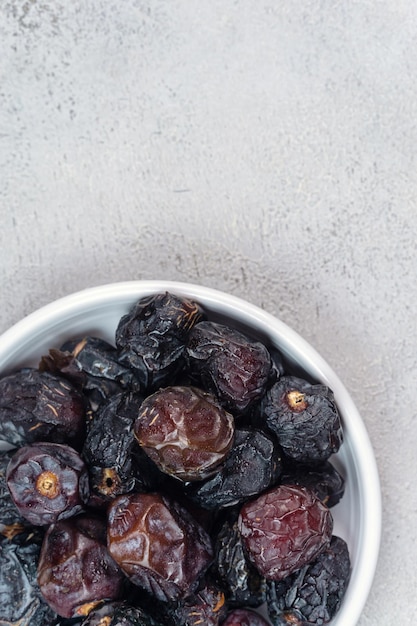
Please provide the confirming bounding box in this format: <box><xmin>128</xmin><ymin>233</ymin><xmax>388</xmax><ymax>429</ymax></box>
<box><xmin>0</xmin><ymin>292</ymin><xmax>351</xmax><ymax>626</ymax></box>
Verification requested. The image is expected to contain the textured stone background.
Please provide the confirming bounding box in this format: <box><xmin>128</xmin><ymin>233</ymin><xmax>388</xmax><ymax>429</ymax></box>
<box><xmin>1</xmin><ymin>1</ymin><xmax>416</xmax><ymax>623</ymax></box>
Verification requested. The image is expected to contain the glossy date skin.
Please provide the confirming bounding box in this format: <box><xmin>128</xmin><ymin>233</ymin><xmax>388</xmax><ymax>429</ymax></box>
<box><xmin>107</xmin><ymin>492</ymin><xmax>213</xmax><ymax>602</ymax></box>
<box><xmin>134</xmin><ymin>386</ymin><xmax>235</xmax><ymax>482</ymax></box>
<box><xmin>37</xmin><ymin>515</ymin><xmax>125</xmax><ymax>618</ymax></box>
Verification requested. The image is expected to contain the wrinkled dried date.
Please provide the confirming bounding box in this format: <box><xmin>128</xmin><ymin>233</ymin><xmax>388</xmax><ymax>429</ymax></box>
<box><xmin>40</xmin><ymin>336</ymin><xmax>140</xmax><ymax>405</ymax></box>
<box><xmin>0</xmin><ymin>449</ymin><xmax>31</xmax><ymax>539</ymax></box>
<box><xmin>280</xmin><ymin>460</ymin><xmax>345</xmax><ymax>508</ymax></box>
<box><xmin>82</xmin><ymin>391</ymin><xmax>152</xmax><ymax>503</ymax></box>
<box><xmin>80</xmin><ymin>601</ymin><xmax>163</xmax><ymax>626</ymax></box>
<box><xmin>238</xmin><ymin>484</ymin><xmax>333</xmax><ymax>581</ymax></box>
<box><xmin>186</xmin><ymin>321</ymin><xmax>272</xmax><ymax>413</ymax></box>
<box><xmin>37</xmin><ymin>515</ymin><xmax>125</xmax><ymax>618</ymax></box>
<box><xmin>116</xmin><ymin>292</ymin><xmax>204</xmax><ymax>389</ymax></box>
<box><xmin>0</xmin><ymin>533</ymin><xmax>57</xmax><ymax>626</ymax></box>
<box><xmin>107</xmin><ymin>492</ymin><xmax>213</xmax><ymax>602</ymax></box>
<box><xmin>214</xmin><ymin>512</ymin><xmax>267</xmax><ymax>608</ymax></box>
<box><xmin>266</xmin><ymin>536</ymin><xmax>351</xmax><ymax>625</ymax></box>
<box><xmin>134</xmin><ymin>386</ymin><xmax>235</xmax><ymax>481</ymax></box>
<box><xmin>187</xmin><ymin>428</ymin><xmax>282</xmax><ymax>509</ymax></box>
<box><xmin>262</xmin><ymin>376</ymin><xmax>343</xmax><ymax>463</ymax></box>
<box><xmin>162</xmin><ymin>579</ymin><xmax>228</xmax><ymax>626</ymax></box>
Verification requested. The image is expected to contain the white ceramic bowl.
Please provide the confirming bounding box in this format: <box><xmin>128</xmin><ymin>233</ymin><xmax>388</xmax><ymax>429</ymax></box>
<box><xmin>0</xmin><ymin>281</ymin><xmax>381</xmax><ymax>625</ymax></box>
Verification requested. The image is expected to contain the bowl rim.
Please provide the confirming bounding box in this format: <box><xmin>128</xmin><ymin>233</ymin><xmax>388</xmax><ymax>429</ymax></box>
<box><xmin>0</xmin><ymin>280</ymin><xmax>381</xmax><ymax>625</ymax></box>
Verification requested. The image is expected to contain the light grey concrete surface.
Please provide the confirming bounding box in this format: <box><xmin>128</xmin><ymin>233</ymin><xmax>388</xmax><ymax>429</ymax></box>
<box><xmin>1</xmin><ymin>1</ymin><xmax>416</xmax><ymax>623</ymax></box>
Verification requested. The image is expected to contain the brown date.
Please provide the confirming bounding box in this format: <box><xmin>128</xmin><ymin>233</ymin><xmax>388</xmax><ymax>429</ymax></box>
<box><xmin>134</xmin><ymin>386</ymin><xmax>235</xmax><ymax>481</ymax></box>
<box><xmin>107</xmin><ymin>492</ymin><xmax>213</xmax><ymax>602</ymax></box>
<box><xmin>37</xmin><ymin>515</ymin><xmax>125</xmax><ymax>618</ymax></box>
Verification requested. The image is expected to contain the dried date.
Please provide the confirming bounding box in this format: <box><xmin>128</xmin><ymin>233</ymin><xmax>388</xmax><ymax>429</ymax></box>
<box><xmin>214</xmin><ymin>512</ymin><xmax>266</xmax><ymax>608</ymax></box>
<box><xmin>107</xmin><ymin>492</ymin><xmax>213</xmax><ymax>602</ymax></box>
<box><xmin>116</xmin><ymin>292</ymin><xmax>204</xmax><ymax>389</ymax></box>
<box><xmin>262</xmin><ymin>376</ymin><xmax>343</xmax><ymax>463</ymax></box>
<box><xmin>0</xmin><ymin>368</ymin><xmax>86</xmax><ymax>449</ymax></box>
<box><xmin>80</xmin><ymin>601</ymin><xmax>163</xmax><ymax>626</ymax></box>
<box><xmin>0</xmin><ymin>533</ymin><xmax>57</xmax><ymax>625</ymax></box>
<box><xmin>0</xmin><ymin>449</ymin><xmax>31</xmax><ymax>539</ymax></box>
<box><xmin>186</xmin><ymin>321</ymin><xmax>272</xmax><ymax>413</ymax></box>
<box><xmin>134</xmin><ymin>386</ymin><xmax>234</xmax><ymax>482</ymax></box>
<box><xmin>163</xmin><ymin>579</ymin><xmax>228</xmax><ymax>626</ymax></box>
<box><xmin>37</xmin><ymin>515</ymin><xmax>125</xmax><ymax>618</ymax></box>
<box><xmin>280</xmin><ymin>460</ymin><xmax>345</xmax><ymax>508</ymax></box>
<box><xmin>6</xmin><ymin>442</ymin><xmax>89</xmax><ymax>526</ymax></box>
<box><xmin>82</xmin><ymin>391</ymin><xmax>162</xmax><ymax>503</ymax></box>
<box><xmin>266</xmin><ymin>536</ymin><xmax>351</xmax><ymax>625</ymax></box>
<box><xmin>238</xmin><ymin>484</ymin><xmax>333</xmax><ymax>581</ymax></box>
<box><xmin>40</xmin><ymin>336</ymin><xmax>140</xmax><ymax>405</ymax></box>
<box><xmin>187</xmin><ymin>428</ymin><xmax>282</xmax><ymax>509</ymax></box>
